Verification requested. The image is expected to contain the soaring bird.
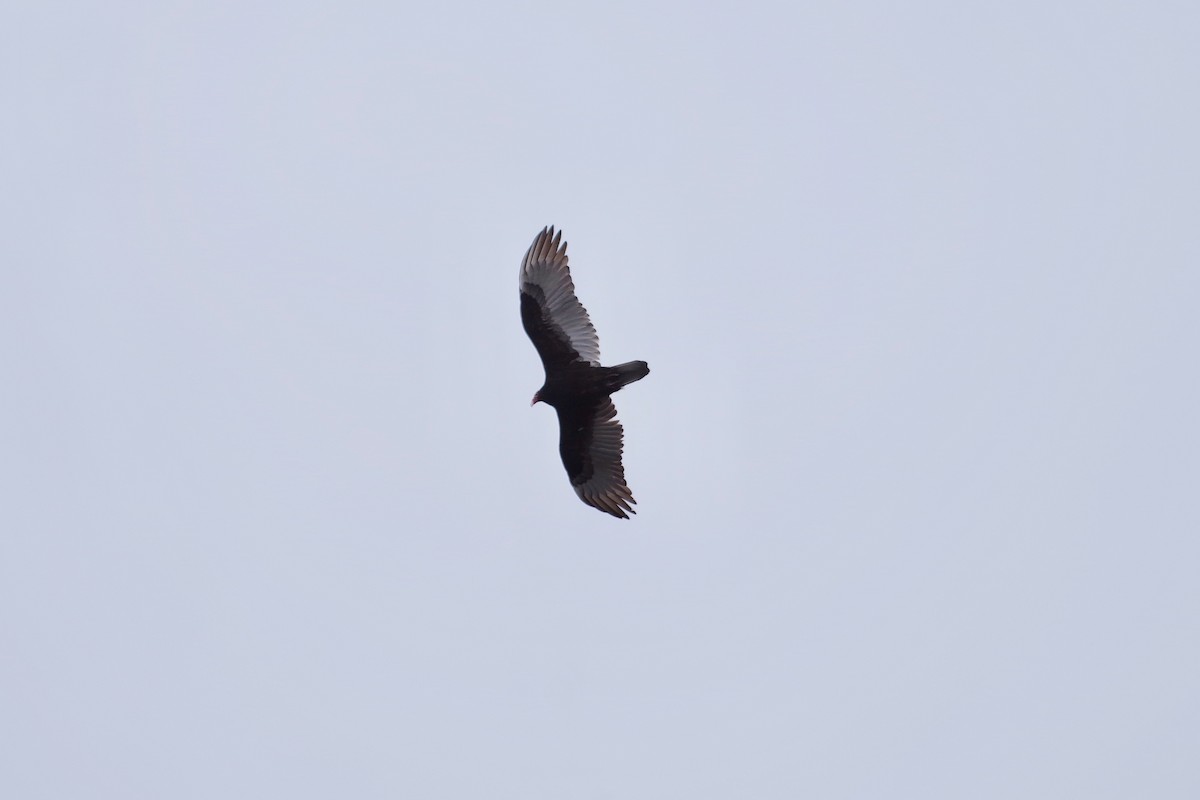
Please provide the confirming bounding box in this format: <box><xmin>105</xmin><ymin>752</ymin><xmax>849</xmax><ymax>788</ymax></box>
<box><xmin>519</xmin><ymin>227</ymin><xmax>649</xmax><ymax>518</ymax></box>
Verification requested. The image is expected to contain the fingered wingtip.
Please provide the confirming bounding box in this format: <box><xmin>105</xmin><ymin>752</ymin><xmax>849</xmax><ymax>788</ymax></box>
<box><xmin>529</xmin><ymin>225</ymin><xmax>567</xmax><ymax>261</ymax></box>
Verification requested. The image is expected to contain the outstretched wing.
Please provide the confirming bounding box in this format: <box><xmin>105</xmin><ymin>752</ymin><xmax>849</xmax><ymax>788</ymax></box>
<box><xmin>556</xmin><ymin>398</ymin><xmax>637</xmax><ymax>519</ymax></box>
<box><xmin>519</xmin><ymin>226</ymin><xmax>601</xmax><ymax>369</ymax></box>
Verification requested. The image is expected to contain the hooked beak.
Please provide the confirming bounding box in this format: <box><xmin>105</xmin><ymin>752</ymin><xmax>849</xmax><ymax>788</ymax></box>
<box><xmin>530</xmin><ymin>392</ymin><xmax>541</xmax><ymax>406</ymax></box>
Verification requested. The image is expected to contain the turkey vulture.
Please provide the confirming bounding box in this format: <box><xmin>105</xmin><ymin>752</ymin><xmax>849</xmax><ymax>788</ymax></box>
<box><xmin>520</xmin><ymin>226</ymin><xmax>649</xmax><ymax>518</ymax></box>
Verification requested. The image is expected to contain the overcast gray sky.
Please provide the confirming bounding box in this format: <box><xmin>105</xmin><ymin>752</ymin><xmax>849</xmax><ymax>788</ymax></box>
<box><xmin>3</xmin><ymin>1</ymin><xmax>1198</xmax><ymax>798</ymax></box>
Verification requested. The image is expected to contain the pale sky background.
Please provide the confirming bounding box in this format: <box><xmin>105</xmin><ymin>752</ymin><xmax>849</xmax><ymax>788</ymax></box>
<box><xmin>3</xmin><ymin>1</ymin><xmax>1198</xmax><ymax>798</ymax></box>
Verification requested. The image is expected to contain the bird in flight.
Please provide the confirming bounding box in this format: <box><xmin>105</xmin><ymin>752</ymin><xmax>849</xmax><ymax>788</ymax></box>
<box><xmin>519</xmin><ymin>227</ymin><xmax>649</xmax><ymax>518</ymax></box>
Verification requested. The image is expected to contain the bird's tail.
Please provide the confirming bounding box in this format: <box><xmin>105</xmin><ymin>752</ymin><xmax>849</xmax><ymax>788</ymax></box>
<box><xmin>610</xmin><ymin>360</ymin><xmax>650</xmax><ymax>389</ymax></box>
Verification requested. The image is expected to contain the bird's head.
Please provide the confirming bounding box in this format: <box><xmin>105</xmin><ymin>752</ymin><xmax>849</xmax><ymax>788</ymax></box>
<box><xmin>530</xmin><ymin>391</ymin><xmax>542</xmax><ymax>406</ymax></box>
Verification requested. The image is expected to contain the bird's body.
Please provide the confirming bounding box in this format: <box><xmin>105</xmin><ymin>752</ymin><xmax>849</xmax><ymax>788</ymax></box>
<box><xmin>519</xmin><ymin>227</ymin><xmax>649</xmax><ymax>518</ymax></box>
<box><xmin>532</xmin><ymin>361</ymin><xmax>645</xmax><ymax>408</ymax></box>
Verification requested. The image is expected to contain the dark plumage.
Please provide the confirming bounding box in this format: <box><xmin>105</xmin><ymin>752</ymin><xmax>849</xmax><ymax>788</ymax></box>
<box><xmin>519</xmin><ymin>227</ymin><xmax>649</xmax><ymax>518</ymax></box>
